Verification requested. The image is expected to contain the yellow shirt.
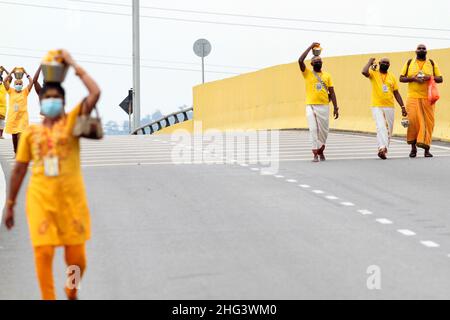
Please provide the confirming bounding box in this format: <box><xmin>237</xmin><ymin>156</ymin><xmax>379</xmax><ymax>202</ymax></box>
<box><xmin>16</xmin><ymin>103</ymin><xmax>91</xmax><ymax>247</ymax></box>
<box><xmin>0</xmin><ymin>83</ymin><xmax>7</xmax><ymax>118</ymax></box>
<box><xmin>400</xmin><ymin>59</ymin><xmax>442</xmax><ymax>98</ymax></box>
<box><xmin>368</xmin><ymin>69</ymin><xmax>399</xmax><ymax>107</ymax></box>
<box><xmin>302</xmin><ymin>67</ymin><xmax>333</xmax><ymax>105</ymax></box>
<box><xmin>5</xmin><ymin>87</ymin><xmax>29</xmax><ymax>134</ymax></box>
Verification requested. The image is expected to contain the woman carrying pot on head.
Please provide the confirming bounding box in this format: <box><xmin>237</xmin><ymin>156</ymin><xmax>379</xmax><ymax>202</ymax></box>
<box><xmin>3</xmin><ymin>67</ymin><xmax>41</xmax><ymax>153</ymax></box>
<box><xmin>3</xmin><ymin>49</ymin><xmax>101</xmax><ymax>300</ymax></box>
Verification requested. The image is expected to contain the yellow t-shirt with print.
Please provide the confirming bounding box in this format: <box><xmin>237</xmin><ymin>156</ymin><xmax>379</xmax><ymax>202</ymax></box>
<box><xmin>400</xmin><ymin>59</ymin><xmax>442</xmax><ymax>99</ymax></box>
<box><xmin>302</xmin><ymin>68</ymin><xmax>333</xmax><ymax>105</ymax></box>
<box><xmin>368</xmin><ymin>69</ymin><xmax>399</xmax><ymax>107</ymax></box>
<box><xmin>16</xmin><ymin>102</ymin><xmax>91</xmax><ymax>247</ymax></box>
<box><xmin>5</xmin><ymin>87</ymin><xmax>29</xmax><ymax>134</ymax></box>
<box><xmin>0</xmin><ymin>83</ymin><xmax>7</xmax><ymax>118</ymax></box>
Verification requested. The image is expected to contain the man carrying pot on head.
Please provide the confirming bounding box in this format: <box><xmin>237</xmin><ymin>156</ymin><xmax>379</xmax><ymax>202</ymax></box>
<box><xmin>362</xmin><ymin>57</ymin><xmax>407</xmax><ymax>160</ymax></box>
<box><xmin>399</xmin><ymin>44</ymin><xmax>443</xmax><ymax>158</ymax></box>
<box><xmin>3</xmin><ymin>67</ymin><xmax>36</xmax><ymax>153</ymax></box>
<box><xmin>298</xmin><ymin>42</ymin><xmax>339</xmax><ymax>162</ymax></box>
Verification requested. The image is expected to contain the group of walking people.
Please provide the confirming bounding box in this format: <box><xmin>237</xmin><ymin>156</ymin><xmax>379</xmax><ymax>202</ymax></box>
<box><xmin>299</xmin><ymin>43</ymin><xmax>444</xmax><ymax>162</ymax></box>
<box><xmin>0</xmin><ymin>43</ymin><xmax>445</xmax><ymax>300</ymax></box>
<box><xmin>2</xmin><ymin>50</ymin><xmax>101</xmax><ymax>300</ymax></box>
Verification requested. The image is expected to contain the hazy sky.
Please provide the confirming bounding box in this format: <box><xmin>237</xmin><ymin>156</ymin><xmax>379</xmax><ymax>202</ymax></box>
<box><xmin>1</xmin><ymin>0</ymin><xmax>449</xmax><ymax>125</ymax></box>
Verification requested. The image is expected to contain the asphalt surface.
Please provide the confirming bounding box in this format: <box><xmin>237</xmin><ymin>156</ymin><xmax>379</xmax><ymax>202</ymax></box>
<box><xmin>1</xmin><ymin>130</ymin><xmax>450</xmax><ymax>300</ymax></box>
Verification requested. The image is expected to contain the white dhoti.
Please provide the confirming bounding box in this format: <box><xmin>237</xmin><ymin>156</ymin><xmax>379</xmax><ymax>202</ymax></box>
<box><xmin>371</xmin><ymin>107</ymin><xmax>395</xmax><ymax>151</ymax></box>
<box><xmin>306</xmin><ymin>105</ymin><xmax>330</xmax><ymax>150</ymax></box>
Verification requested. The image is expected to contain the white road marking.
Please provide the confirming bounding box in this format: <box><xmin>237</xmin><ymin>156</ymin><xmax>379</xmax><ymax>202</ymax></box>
<box><xmin>325</xmin><ymin>195</ymin><xmax>339</xmax><ymax>200</ymax></box>
<box><xmin>274</xmin><ymin>175</ymin><xmax>284</xmax><ymax>179</ymax></box>
<box><xmin>340</xmin><ymin>202</ymin><xmax>355</xmax><ymax>207</ymax></box>
<box><xmin>420</xmin><ymin>241</ymin><xmax>440</xmax><ymax>248</ymax></box>
<box><xmin>299</xmin><ymin>184</ymin><xmax>310</xmax><ymax>188</ymax></box>
<box><xmin>397</xmin><ymin>229</ymin><xmax>416</xmax><ymax>236</ymax></box>
<box><xmin>240</xmin><ymin>164</ymin><xmax>249</xmax><ymax>167</ymax></box>
<box><xmin>286</xmin><ymin>179</ymin><xmax>298</xmax><ymax>183</ymax></box>
<box><xmin>358</xmin><ymin>209</ymin><xmax>373</xmax><ymax>215</ymax></box>
<box><xmin>376</xmin><ymin>218</ymin><xmax>393</xmax><ymax>225</ymax></box>
<box><xmin>250</xmin><ymin>168</ymin><xmax>260</xmax><ymax>171</ymax></box>
<box><xmin>312</xmin><ymin>190</ymin><xmax>325</xmax><ymax>194</ymax></box>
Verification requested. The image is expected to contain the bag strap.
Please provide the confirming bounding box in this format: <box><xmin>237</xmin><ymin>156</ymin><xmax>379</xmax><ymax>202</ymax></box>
<box><xmin>429</xmin><ymin>59</ymin><xmax>436</xmax><ymax>76</ymax></box>
<box><xmin>403</xmin><ymin>59</ymin><xmax>412</xmax><ymax>77</ymax></box>
<box><xmin>312</xmin><ymin>71</ymin><xmax>329</xmax><ymax>93</ymax></box>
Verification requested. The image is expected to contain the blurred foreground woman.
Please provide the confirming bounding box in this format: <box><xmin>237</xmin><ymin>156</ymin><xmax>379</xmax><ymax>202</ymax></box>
<box><xmin>3</xmin><ymin>50</ymin><xmax>101</xmax><ymax>300</ymax></box>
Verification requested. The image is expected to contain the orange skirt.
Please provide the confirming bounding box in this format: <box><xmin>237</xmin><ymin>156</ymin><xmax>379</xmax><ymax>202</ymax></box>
<box><xmin>406</xmin><ymin>97</ymin><xmax>435</xmax><ymax>149</ymax></box>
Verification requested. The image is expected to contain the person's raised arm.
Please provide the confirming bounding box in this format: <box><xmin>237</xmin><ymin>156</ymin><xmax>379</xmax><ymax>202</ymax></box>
<box><xmin>24</xmin><ymin>68</ymin><xmax>34</xmax><ymax>92</ymax></box>
<box><xmin>33</xmin><ymin>66</ymin><xmax>42</xmax><ymax>95</ymax></box>
<box><xmin>298</xmin><ymin>42</ymin><xmax>319</xmax><ymax>72</ymax></box>
<box><xmin>1</xmin><ymin>66</ymin><xmax>10</xmax><ymax>76</ymax></box>
<box><xmin>59</xmin><ymin>50</ymin><xmax>101</xmax><ymax>115</ymax></box>
<box><xmin>3</xmin><ymin>67</ymin><xmax>14</xmax><ymax>91</ymax></box>
<box><xmin>3</xmin><ymin>161</ymin><xmax>29</xmax><ymax>230</ymax></box>
<box><xmin>362</xmin><ymin>58</ymin><xmax>375</xmax><ymax>78</ymax></box>
<box><xmin>328</xmin><ymin>87</ymin><xmax>339</xmax><ymax>120</ymax></box>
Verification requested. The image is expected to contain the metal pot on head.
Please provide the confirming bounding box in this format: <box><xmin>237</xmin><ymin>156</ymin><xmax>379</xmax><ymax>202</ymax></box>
<box><xmin>312</xmin><ymin>45</ymin><xmax>322</xmax><ymax>57</ymax></box>
<box><xmin>41</xmin><ymin>61</ymin><xmax>68</xmax><ymax>83</ymax></box>
<box><xmin>14</xmin><ymin>67</ymin><xmax>25</xmax><ymax>80</ymax></box>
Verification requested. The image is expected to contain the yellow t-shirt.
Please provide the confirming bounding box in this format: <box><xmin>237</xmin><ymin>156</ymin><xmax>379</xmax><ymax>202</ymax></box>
<box><xmin>16</xmin><ymin>103</ymin><xmax>91</xmax><ymax>247</ymax></box>
<box><xmin>5</xmin><ymin>87</ymin><xmax>29</xmax><ymax>134</ymax></box>
<box><xmin>368</xmin><ymin>69</ymin><xmax>399</xmax><ymax>107</ymax></box>
<box><xmin>400</xmin><ymin>59</ymin><xmax>442</xmax><ymax>98</ymax></box>
<box><xmin>0</xmin><ymin>83</ymin><xmax>7</xmax><ymax>118</ymax></box>
<box><xmin>302</xmin><ymin>68</ymin><xmax>333</xmax><ymax>105</ymax></box>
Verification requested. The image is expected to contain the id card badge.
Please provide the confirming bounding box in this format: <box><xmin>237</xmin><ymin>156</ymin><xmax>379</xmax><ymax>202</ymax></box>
<box><xmin>14</xmin><ymin>104</ymin><xmax>19</xmax><ymax>112</ymax></box>
<box><xmin>382</xmin><ymin>84</ymin><xmax>389</xmax><ymax>93</ymax></box>
<box><xmin>316</xmin><ymin>83</ymin><xmax>323</xmax><ymax>91</ymax></box>
<box><xmin>44</xmin><ymin>156</ymin><xmax>59</xmax><ymax>177</ymax></box>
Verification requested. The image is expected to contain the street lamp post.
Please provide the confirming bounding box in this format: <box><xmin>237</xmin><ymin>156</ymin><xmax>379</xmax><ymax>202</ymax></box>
<box><xmin>132</xmin><ymin>0</ymin><xmax>141</xmax><ymax>131</ymax></box>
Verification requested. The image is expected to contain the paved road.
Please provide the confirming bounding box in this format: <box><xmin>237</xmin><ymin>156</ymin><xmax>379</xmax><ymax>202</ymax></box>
<box><xmin>1</xmin><ymin>130</ymin><xmax>450</xmax><ymax>299</ymax></box>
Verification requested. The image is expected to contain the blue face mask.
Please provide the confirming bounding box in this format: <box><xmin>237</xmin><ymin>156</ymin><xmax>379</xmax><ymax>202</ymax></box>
<box><xmin>15</xmin><ymin>85</ymin><xmax>23</xmax><ymax>92</ymax></box>
<box><xmin>41</xmin><ymin>98</ymin><xmax>64</xmax><ymax>118</ymax></box>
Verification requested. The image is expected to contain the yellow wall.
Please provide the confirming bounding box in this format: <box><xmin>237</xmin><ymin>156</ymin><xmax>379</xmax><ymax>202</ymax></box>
<box><xmin>193</xmin><ymin>48</ymin><xmax>450</xmax><ymax>141</ymax></box>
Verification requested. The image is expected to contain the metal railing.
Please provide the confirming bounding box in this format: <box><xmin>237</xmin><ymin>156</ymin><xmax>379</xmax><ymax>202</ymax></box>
<box><xmin>131</xmin><ymin>107</ymin><xmax>193</xmax><ymax>135</ymax></box>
